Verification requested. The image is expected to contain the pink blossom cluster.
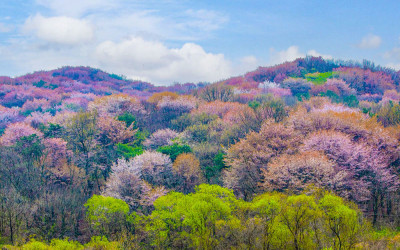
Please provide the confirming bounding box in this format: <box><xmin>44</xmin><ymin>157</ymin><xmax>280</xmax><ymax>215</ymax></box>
<box><xmin>25</xmin><ymin>112</ymin><xmax>53</xmax><ymax>128</ymax></box>
<box><xmin>0</xmin><ymin>105</ymin><xmax>21</xmax><ymax>129</ymax></box>
<box><xmin>88</xmin><ymin>94</ymin><xmax>145</xmax><ymax>117</ymax></box>
<box><xmin>43</xmin><ymin>138</ymin><xmax>72</xmax><ymax>167</ymax></box>
<box><xmin>143</xmin><ymin>129</ymin><xmax>179</xmax><ymax>149</ymax></box>
<box><xmin>0</xmin><ymin>122</ymin><xmax>43</xmax><ymax>146</ymax></box>
<box><xmin>157</xmin><ymin>96</ymin><xmax>197</xmax><ymax>113</ymax></box>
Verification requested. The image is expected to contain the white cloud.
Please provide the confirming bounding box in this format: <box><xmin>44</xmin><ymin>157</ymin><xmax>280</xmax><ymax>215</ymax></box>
<box><xmin>269</xmin><ymin>46</ymin><xmax>304</xmax><ymax>64</ymax></box>
<box><xmin>307</xmin><ymin>50</ymin><xmax>333</xmax><ymax>60</ymax></box>
<box><xmin>237</xmin><ymin>56</ymin><xmax>259</xmax><ymax>73</ymax></box>
<box><xmin>94</xmin><ymin>36</ymin><xmax>232</xmax><ymax>84</ymax></box>
<box><xmin>357</xmin><ymin>34</ymin><xmax>381</xmax><ymax>49</ymax></box>
<box><xmin>386</xmin><ymin>63</ymin><xmax>400</xmax><ymax>70</ymax></box>
<box><xmin>35</xmin><ymin>0</ymin><xmax>116</xmax><ymax>17</ymax></box>
<box><xmin>90</xmin><ymin>8</ymin><xmax>228</xmax><ymax>42</ymax></box>
<box><xmin>384</xmin><ymin>47</ymin><xmax>400</xmax><ymax>70</ymax></box>
<box><xmin>269</xmin><ymin>46</ymin><xmax>333</xmax><ymax>65</ymax></box>
<box><xmin>23</xmin><ymin>14</ymin><xmax>94</xmax><ymax>45</ymax></box>
<box><xmin>384</xmin><ymin>47</ymin><xmax>400</xmax><ymax>61</ymax></box>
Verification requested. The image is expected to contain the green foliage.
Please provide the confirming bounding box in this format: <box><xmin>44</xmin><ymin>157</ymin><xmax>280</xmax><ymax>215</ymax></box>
<box><xmin>376</xmin><ymin>100</ymin><xmax>400</xmax><ymax>126</ymax></box>
<box><xmin>84</xmin><ymin>195</ymin><xmax>130</xmax><ymax>239</ymax></box>
<box><xmin>321</xmin><ymin>89</ymin><xmax>340</xmax><ymax>102</ymax></box>
<box><xmin>202</xmin><ymin>150</ymin><xmax>227</xmax><ymax>184</ymax></box>
<box><xmin>186</xmin><ymin>124</ymin><xmax>208</xmax><ymax>142</ymax></box>
<box><xmin>0</xmin><ymin>239</ymin><xmax>82</xmax><ymax>250</ymax></box>
<box><xmin>213</xmin><ymin>150</ymin><xmax>226</xmax><ymax>171</ymax></box>
<box><xmin>20</xmin><ymin>106</ymin><xmax>43</xmax><ymax>117</ymax></box>
<box><xmin>66</xmin><ymin>110</ymin><xmax>98</xmax><ymax>172</ymax></box>
<box><xmin>64</xmin><ymin>103</ymin><xmax>81</xmax><ymax>112</ymax></box>
<box><xmin>109</xmin><ymin>73</ymin><xmax>126</xmax><ymax>81</ymax></box>
<box><xmin>156</xmin><ymin>143</ymin><xmax>192</xmax><ymax>161</ymax></box>
<box><xmin>47</xmin><ymin>83</ymin><xmax>59</xmax><ymax>90</ymax></box>
<box><xmin>305</xmin><ymin>71</ymin><xmax>336</xmax><ymax>85</ymax></box>
<box><xmin>171</xmin><ymin>113</ymin><xmax>218</xmax><ymax>132</ymax></box>
<box><xmin>117</xmin><ymin>112</ymin><xmax>136</xmax><ymax>128</ymax></box>
<box><xmin>49</xmin><ymin>238</ymin><xmax>84</xmax><ymax>249</ymax></box>
<box><xmin>15</xmin><ymin>134</ymin><xmax>44</xmax><ymax>163</ymax></box>
<box><xmin>343</xmin><ymin>94</ymin><xmax>359</xmax><ymax>107</ymax></box>
<box><xmin>170</xmin><ymin>113</ymin><xmax>193</xmax><ymax>132</ymax></box>
<box><xmin>132</xmin><ymin>129</ymin><xmax>148</xmax><ymax>147</ymax></box>
<box><xmin>295</xmin><ymin>91</ymin><xmax>310</xmax><ymax>101</ymax></box>
<box><xmin>320</xmin><ymin>90</ymin><xmax>359</xmax><ymax>107</ymax></box>
<box><xmin>318</xmin><ymin>194</ymin><xmax>361</xmax><ymax>249</ymax></box>
<box><xmin>116</xmin><ymin>143</ymin><xmax>143</xmax><ymax>159</ymax></box>
<box><xmin>85</xmin><ymin>195</ymin><xmax>129</xmax><ymax>225</ymax></box>
<box><xmin>33</xmin><ymin>80</ymin><xmax>46</xmax><ymax>88</ymax></box>
<box><xmin>280</xmin><ymin>194</ymin><xmax>319</xmax><ymax>249</ymax></box>
<box><xmin>248</xmin><ymin>100</ymin><xmax>261</xmax><ymax>110</ymax></box>
<box><xmin>146</xmin><ymin>184</ymin><xmax>237</xmax><ymax>248</ymax></box>
<box><xmin>144</xmin><ymin>185</ymin><xmax>366</xmax><ymax>249</ymax></box>
<box><xmin>264</xmin><ymin>98</ymin><xmax>287</xmax><ymax>122</ymax></box>
<box><xmin>40</xmin><ymin>123</ymin><xmax>64</xmax><ymax>138</ymax></box>
<box><xmin>84</xmin><ymin>236</ymin><xmax>121</xmax><ymax>249</ymax></box>
<box><xmin>19</xmin><ymin>239</ymin><xmax>49</xmax><ymax>249</ymax></box>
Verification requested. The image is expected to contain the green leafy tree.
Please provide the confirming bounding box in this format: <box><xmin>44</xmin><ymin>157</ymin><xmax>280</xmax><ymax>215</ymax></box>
<box><xmin>319</xmin><ymin>194</ymin><xmax>363</xmax><ymax>249</ymax></box>
<box><xmin>156</xmin><ymin>143</ymin><xmax>192</xmax><ymax>162</ymax></box>
<box><xmin>84</xmin><ymin>195</ymin><xmax>130</xmax><ymax>239</ymax></box>
<box><xmin>146</xmin><ymin>184</ymin><xmax>238</xmax><ymax>249</ymax></box>
<box><xmin>116</xmin><ymin>143</ymin><xmax>143</xmax><ymax>159</ymax></box>
<box><xmin>117</xmin><ymin>112</ymin><xmax>136</xmax><ymax>128</ymax></box>
<box><xmin>280</xmin><ymin>194</ymin><xmax>319</xmax><ymax>250</ymax></box>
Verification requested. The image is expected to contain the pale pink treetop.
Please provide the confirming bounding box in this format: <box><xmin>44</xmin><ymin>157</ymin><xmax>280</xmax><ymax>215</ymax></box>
<box><xmin>143</xmin><ymin>128</ymin><xmax>179</xmax><ymax>149</ymax></box>
<box><xmin>157</xmin><ymin>95</ymin><xmax>197</xmax><ymax>113</ymax></box>
<box><xmin>43</xmin><ymin>138</ymin><xmax>72</xmax><ymax>167</ymax></box>
<box><xmin>88</xmin><ymin>94</ymin><xmax>145</xmax><ymax>117</ymax></box>
<box><xmin>0</xmin><ymin>122</ymin><xmax>43</xmax><ymax>146</ymax></box>
<box><xmin>25</xmin><ymin>112</ymin><xmax>52</xmax><ymax>128</ymax></box>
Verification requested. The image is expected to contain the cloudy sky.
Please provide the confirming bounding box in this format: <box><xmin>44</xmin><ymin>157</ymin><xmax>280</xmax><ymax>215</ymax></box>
<box><xmin>0</xmin><ymin>0</ymin><xmax>400</xmax><ymax>85</ymax></box>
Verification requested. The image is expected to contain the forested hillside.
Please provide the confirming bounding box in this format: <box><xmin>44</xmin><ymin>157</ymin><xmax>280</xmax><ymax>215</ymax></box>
<box><xmin>1</xmin><ymin>56</ymin><xmax>400</xmax><ymax>249</ymax></box>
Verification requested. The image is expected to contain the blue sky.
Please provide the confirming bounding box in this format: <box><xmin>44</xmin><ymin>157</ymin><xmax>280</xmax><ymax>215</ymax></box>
<box><xmin>0</xmin><ymin>0</ymin><xmax>400</xmax><ymax>85</ymax></box>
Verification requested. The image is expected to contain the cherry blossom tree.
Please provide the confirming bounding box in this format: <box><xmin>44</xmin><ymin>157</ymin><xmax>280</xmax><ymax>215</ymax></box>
<box><xmin>133</xmin><ymin>151</ymin><xmax>174</xmax><ymax>188</ymax></box>
<box><xmin>223</xmin><ymin>120</ymin><xmax>302</xmax><ymax>200</ymax></box>
<box><xmin>262</xmin><ymin>151</ymin><xmax>346</xmax><ymax>194</ymax></box>
<box><xmin>25</xmin><ymin>112</ymin><xmax>52</xmax><ymax>128</ymax></box>
<box><xmin>96</xmin><ymin>115</ymin><xmax>137</xmax><ymax>146</ymax></box>
<box><xmin>43</xmin><ymin>138</ymin><xmax>71</xmax><ymax>168</ymax></box>
<box><xmin>102</xmin><ymin>158</ymin><xmax>143</xmax><ymax>209</ymax></box>
<box><xmin>143</xmin><ymin>128</ymin><xmax>179</xmax><ymax>149</ymax></box>
<box><xmin>0</xmin><ymin>105</ymin><xmax>21</xmax><ymax>130</ymax></box>
<box><xmin>88</xmin><ymin>94</ymin><xmax>145</xmax><ymax>117</ymax></box>
<box><xmin>0</xmin><ymin>122</ymin><xmax>43</xmax><ymax>146</ymax></box>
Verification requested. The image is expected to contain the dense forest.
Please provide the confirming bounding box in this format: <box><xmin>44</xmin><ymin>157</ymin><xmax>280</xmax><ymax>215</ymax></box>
<box><xmin>1</xmin><ymin>56</ymin><xmax>400</xmax><ymax>249</ymax></box>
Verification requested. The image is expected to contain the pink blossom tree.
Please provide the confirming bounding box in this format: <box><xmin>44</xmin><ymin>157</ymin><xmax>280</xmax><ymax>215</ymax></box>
<box><xmin>143</xmin><ymin>128</ymin><xmax>179</xmax><ymax>149</ymax></box>
<box><xmin>88</xmin><ymin>94</ymin><xmax>145</xmax><ymax>117</ymax></box>
<box><xmin>0</xmin><ymin>106</ymin><xmax>21</xmax><ymax>129</ymax></box>
<box><xmin>43</xmin><ymin>138</ymin><xmax>71</xmax><ymax>167</ymax></box>
<box><xmin>102</xmin><ymin>158</ymin><xmax>144</xmax><ymax>209</ymax></box>
<box><xmin>0</xmin><ymin>122</ymin><xmax>43</xmax><ymax>146</ymax></box>
<box><xmin>262</xmin><ymin>151</ymin><xmax>347</xmax><ymax>194</ymax></box>
<box><xmin>96</xmin><ymin>115</ymin><xmax>137</xmax><ymax>146</ymax></box>
<box><xmin>24</xmin><ymin>112</ymin><xmax>52</xmax><ymax>128</ymax></box>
